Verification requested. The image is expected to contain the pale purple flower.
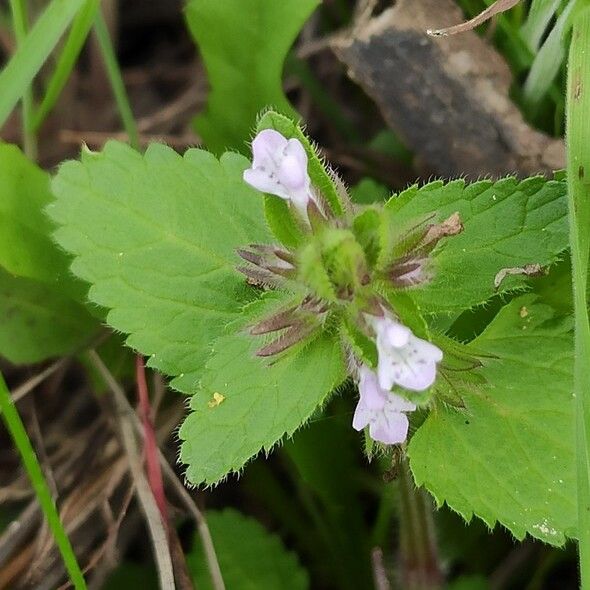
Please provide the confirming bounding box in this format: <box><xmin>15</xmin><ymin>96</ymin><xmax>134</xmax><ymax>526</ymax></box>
<box><xmin>243</xmin><ymin>129</ymin><xmax>314</xmax><ymax>221</ymax></box>
<box><xmin>353</xmin><ymin>366</ymin><xmax>416</xmax><ymax>444</ymax></box>
<box><xmin>367</xmin><ymin>312</ymin><xmax>443</xmax><ymax>392</ymax></box>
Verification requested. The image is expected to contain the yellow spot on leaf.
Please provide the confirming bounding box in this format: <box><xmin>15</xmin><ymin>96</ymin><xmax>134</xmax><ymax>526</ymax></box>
<box><xmin>208</xmin><ymin>392</ymin><xmax>225</xmax><ymax>408</ymax></box>
<box><xmin>519</xmin><ymin>306</ymin><xmax>528</xmax><ymax>318</ymax></box>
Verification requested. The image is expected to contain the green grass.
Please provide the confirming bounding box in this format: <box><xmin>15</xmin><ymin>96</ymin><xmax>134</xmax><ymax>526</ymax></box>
<box><xmin>9</xmin><ymin>0</ymin><xmax>36</xmax><ymax>160</ymax></box>
<box><xmin>0</xmin><ymin>0</ymin><xmax>85</xmax><ymax>128</ymax></box>
<box><xmin>33</xmin><ymin>0</ymin><xmax>100</xmax><ymax>132</ymax></box>
<box><xmin>566</xmin><ymin>8</ymin><xmax>590</xmax><ymax>587</ymax></box>
<box><xmin>93</xmin><ymin>8</ymin><xmax>139</xmax><ymax>150</ymax></box>
<box><xmin>0</xmin><ymin>372</ymin><xmax>87</xmax><ymax>589</ymax></box>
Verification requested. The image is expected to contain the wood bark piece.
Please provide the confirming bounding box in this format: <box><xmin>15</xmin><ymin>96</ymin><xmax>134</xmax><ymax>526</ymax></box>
<box><xmin>331</xmin><ymin>0</ymin><xmax>564</xmax><ymax>178</ymax></box>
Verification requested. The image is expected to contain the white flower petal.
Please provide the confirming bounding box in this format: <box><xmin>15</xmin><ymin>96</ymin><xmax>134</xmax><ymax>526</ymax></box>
<box><xmin>353</xmin><ymin>366</ymin><xmax>416</xmax><ymax>445</ymax></box>
<box><xmin>278</xmin><ymin>154</ymin><xmax>308</xmax><ymax>191</ymax></box>
<box><xmin>244</xmin><ymin>130</ymin><xmax>314</xmax><ymax>223</ymax></box>
<box><xmin>358</xmin><ymin>365</ymin><xmax>388</xmax><ymax>410</ymax></box>
<box><xmin>369</xmin><ymin>411</ymin><xmax>409</xmax><ymax>445</ymax></box>
<box><xmin>371</xmin><ymin>314</ymin><xmax>443</xmax><ymax>392</ymax></box>
<box><xmin>243</xmin><ymin>168</ymin><xmax>289</xmax><ymax>199</ymax></box>
<box><xmin>384</xmin><ymin>321</ymin><xmax>411</xmax><ymax>348</ymax></box>
<box><xmin>251</xmin><ymin>129</ymin><xmax>287</xmax><ymax>167</ymax></box>
<box><xmin>352</xmin><ymin>403</ymin><xmax>372</xmax><ymax>431</ymax></box>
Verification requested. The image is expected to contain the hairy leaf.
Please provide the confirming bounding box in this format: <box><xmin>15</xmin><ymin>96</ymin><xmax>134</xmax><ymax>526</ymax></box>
<box><xmin>49</xmin><ymin>141</ymin><xmax>272</xmax><ymax>392</ymax></box>
<box><xmin>186</xmin><ymin>0</ymin><xmax>318</xmax><ymax>154</ymax></box>
<box><xmin>409</xmin><ymin>295</ymin><xmax>575</xmax><ymax>544</ymax></box>
<box><xmin>188</xmin><ymin>509</ymin><xmax>309</xmax><ymax>589</ymax></box>
<box><xmin>385</xmin><ymin>176</ymin><xmax>568</xmax><ymax>313</ymax></box>
<box><xmin>179</xmin><ymin>323</ymin><xmax>345</xmax><ymax>484</ymax></box>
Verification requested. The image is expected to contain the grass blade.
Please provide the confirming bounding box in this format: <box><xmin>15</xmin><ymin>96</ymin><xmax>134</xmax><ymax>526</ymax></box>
<box><xmin>520</xmin><ymin>0</ymin><xmax>563</xmax><ymax>50</ymax></box>
<box><xmin>566</xmin><ymin>8</ymin><xmax>590</xmax><ymax>587</ymax></box>
<box><xmin>0</xmin><ymin>372</ymin><xmax>87</xmax><ymax>589</ymax></box>
<box><xmin>523</xmin><ymin>0</ymin><xmax>578</xmax><ymax>107</ymax></box>
<box><xmin>9</xmin><ymin>0</ymin><xmax>37</xmax><ymax>160</ymax></box>
<box><xmin>33</xmin><ymin>0</ymin><xmax>99</xmax><ymax>131</ymax></box>
<box><xmin>0</xmin><ymin>0</ymin><xmax>85</xmax><ymax>129</ymax></box>
<box><xmin>93</xmin><ymin>8</ymin><xmax>139</xmax><ymax>150</ymax></box>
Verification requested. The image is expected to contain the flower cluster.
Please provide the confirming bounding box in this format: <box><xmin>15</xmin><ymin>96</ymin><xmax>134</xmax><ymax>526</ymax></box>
<box><xmin>243</xmin><ymin>129</ymin><xmax>444</xmax><ymax>446</ymax></box>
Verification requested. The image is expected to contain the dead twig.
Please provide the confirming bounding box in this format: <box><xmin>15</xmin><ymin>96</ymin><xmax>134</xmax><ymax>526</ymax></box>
<box><xmin>87</xmin><ymin>350</ymin><xmax>175</xmax><ymax>590</ymax></box>
<box><xmin>111</xmin><ymin>367</ymin><xmax>226</xmax><ymax>590</ymax></box>
<box><xmin>427</xmin><ymin>0</ymin><xmax>522</xmax><ymax>37</ymax></box>
<box><xmin>11</xmin><ymin>359</ymin><xmax>68</xmax><ymax>404</ymax></box>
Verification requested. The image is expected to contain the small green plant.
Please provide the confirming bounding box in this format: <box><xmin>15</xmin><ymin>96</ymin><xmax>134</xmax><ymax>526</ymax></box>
<box><xmin>0</xmin><ymin>0</ymin><xmax>588</xmax><ymax>588</ymax></box>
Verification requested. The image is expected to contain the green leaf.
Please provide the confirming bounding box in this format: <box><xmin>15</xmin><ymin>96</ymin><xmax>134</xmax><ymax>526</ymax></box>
<box><xmin>188</xmin><ymin>509</ymin><xmax>309</xmax><ymax>590</ymax></box>
<box><xmin>0</xmin><ymin>268</ymin><xmax>96</xmax><ymax>364</ymax></box>
<box><xmin>0</xmin><ymin>0</ymin><xmax>86</xmax><ymax>128</ymax></box>
<box><xmin>0</xmin><ymin>144</ymin><xmax>96</xmax><ymax>363</ymax></box>
<box><xmin>447</xmin><ymin>575</ymin><xmax>490</xmax><ymax>590</ymax></box>
<box><xmin>284</xmin><ymin>405</ymin><xmax>374</xmax><ymax>589</ymax></box>
<box><xmin>385</xmin><ymin>176</ymin><xmax>568</xmax><ymax>313</ymax></box>
<box><xmin>408</xmin><ymin>295</ymin><xmax>575</xmax><ymax>544</ymax></box>
<box><xmin>186</xmin><ymin>0</ymin><xmax>318</xmax><ymax>154</ymax></box>
<box><xmin>350</xmin><ymin>178</ymin><xmax>390</xmax><ymax>205</ymax></box>
<box><xmin>179</xmin><ymin>322</ymin><xmax>345</xmax><ymax>484</ymax></box>
<box><xmin>49</xmin><ymin>141</ymin><xmax>272</xmax><ymax>392</ymax></box>
<box><xmin>0</xmin><ymin>144</ymin><xmax>80</xmax><ymax>297</ymax></box>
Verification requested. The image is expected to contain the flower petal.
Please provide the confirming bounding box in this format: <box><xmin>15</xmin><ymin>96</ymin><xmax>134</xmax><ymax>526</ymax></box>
<box><xmin>384</xmin><ymin>321</ymin><xmax>411</xmax><ymax>348</ymax></box>
<box><xmin>251</xmin><ymin>129</ymin><xmax>287</xmax><ymax>168</ymax></box>
<box><xmin>278</xmin><ymin>154</ymin><xmax>308</xmax><ymax>191</ymax></box>
<box><xmin>369</xmin><ymin>410</ymin><xmax>409</xmax><ymax>444</ymax></box>
<box><xmin>243</xmin><ymin>168</ymin><xmax>283</xmax><ymax>198</ymax></box>
<box><xmin>358</xmin><ymin>365</ymin><xmax>388</xmax><ymax>410</ymax></box>
<box><xmin>352</xmin><ymin>402</ymin><xmax>372</xmax><ymax>431</ymax></box>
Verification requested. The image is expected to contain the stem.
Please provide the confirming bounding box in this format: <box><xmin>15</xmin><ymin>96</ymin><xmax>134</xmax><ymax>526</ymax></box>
<box><xmin>566</xmin><ymin>9</ymin><xmax>590</xmax><ymax>588</ymax></box>
<box><xmin>94</xmin><ymin>354</ymin><xmax>226</xmax><ymax>590</ymax></box>
<box><xmin>93</xmin><ymin>8</ymin><xmax>139</xmax><ymax>150</ymax></box>
<box><xmin>136</xmin><ymin>356</ymin><xmax>169</xmax><ymax>527</ymax></box>
<box><xmin>398</xmin><ymin>459</ymin><xmax>443</xmax><ymax>590</ymax></box>
<box><xmin>87</xmin><ymin>350</ymin><xmax>175</xmax><ymax>589</ymax></box>
<box><xmin>0</xmin><ymin>372</ymin><xmax>86</xmax><ymax>589</ymax></box>
<box><xmin>9</xmin><ymin>0</ymin><xmax>37</xmax><ymax>160</ymax></box>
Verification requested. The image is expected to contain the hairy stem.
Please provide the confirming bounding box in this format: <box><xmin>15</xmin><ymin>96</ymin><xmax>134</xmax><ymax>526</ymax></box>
<box><xmin>398</xmin><ymin>459</ymin><xmax>443</xmax><ymax>590</ymax></box>
<box><xmin>566</xmin><ymin>8</ymin><xmax>590</xmax><ymax>588</ymax></box>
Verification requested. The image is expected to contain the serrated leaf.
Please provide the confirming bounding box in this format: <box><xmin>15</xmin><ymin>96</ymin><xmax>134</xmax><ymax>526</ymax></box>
<box><xmin>186</xmin><ymin>0</ymin><xmax>318</xmax><ymax>154</ymax></box>
<box><xmin>179</xmin><ymin>323</ymin><xmax>345</xmax><ymax>485</ymax></box>
<box><xmin>0</xmin><ymin>268</ymin><xmax>96</xmax><ymax>364</ymax></box>
<box><xmin>49</xmin><ymin>141</ymin><xmax>272</xmax><ymax>392</ymax></box>
<box><xmin>386</xmin><ymin>176</ymin><xmax>568</xmax><ymax>313</ymax></box>
<box><xmin>188</xmin><ymin>509</ymin><xmax>309</xmax><ymax>590</ymax></box>
<box><xmin>408</xmin><ymin>295</ymin><xmax>575</xmax><ymax>544</ymax></box>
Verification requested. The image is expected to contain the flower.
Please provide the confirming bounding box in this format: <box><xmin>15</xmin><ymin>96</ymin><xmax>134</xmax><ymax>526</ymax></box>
<box><xmin>367</xmin><ymin>312</ymin><xmax>443</xmax><ymax>392</ymax></box>
<box><xmin>353</xmin><ymin>366</ymin><xmax>416</xmax><ymax>444</ymax></box>
<box><xmin>243</xmin><ymin>129</ymin><xmax>314</xmax><ymax>221</ymax></box>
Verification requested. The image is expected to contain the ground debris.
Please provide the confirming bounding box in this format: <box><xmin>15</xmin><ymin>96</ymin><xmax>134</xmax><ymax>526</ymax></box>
<box><xmin>331</xmin><ymin>0</ymin><xmax>564</xmax><ymax>179</ymax></box>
